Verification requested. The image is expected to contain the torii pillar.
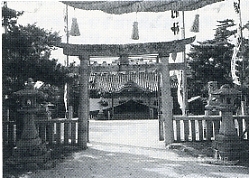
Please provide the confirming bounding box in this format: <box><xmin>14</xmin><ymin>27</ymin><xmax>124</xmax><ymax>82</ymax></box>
<box><xmin>160</xmin><ymin>55</ymin><xmax>174</xmax><ymax>145</ymax></box>
<box><xmin>78</xmin><ymin>55</ymin><xmax>90</xmax><ymax>149</ymax></box>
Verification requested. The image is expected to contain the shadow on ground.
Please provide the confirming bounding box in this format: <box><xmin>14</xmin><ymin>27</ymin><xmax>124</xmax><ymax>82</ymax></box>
<box><xmin>3</xmin><ymin>141</ymin><xmax>249</xmax><ymax>178</ymax></box>
<box><xmin>3</xmin><ymin>145</ymin><xmax>81</xmax><ymax>178</ymax></box>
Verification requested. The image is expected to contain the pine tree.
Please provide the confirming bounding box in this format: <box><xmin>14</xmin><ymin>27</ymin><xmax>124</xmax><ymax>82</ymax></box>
<box><xmin>187</xmin><ymin>19</ymin><xmax>237</xmax><ymax>99</ymax></box>
<box><xmin>2</xmin><ymin>5</ymin><xmax>66</xmax><ymax>96</ymax></box>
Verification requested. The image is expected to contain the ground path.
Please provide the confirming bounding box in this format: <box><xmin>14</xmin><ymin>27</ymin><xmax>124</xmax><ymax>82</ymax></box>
<box><xmin>25</xmin><ymin>120</ymin><xmax>249</xmax><ymax>178</ymax></box>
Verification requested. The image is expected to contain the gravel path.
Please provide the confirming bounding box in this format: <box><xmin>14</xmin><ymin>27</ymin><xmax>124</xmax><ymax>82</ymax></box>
<box><xmin>12</xmin><ymin>120</ymin><xmax>249</xmax><ymax>178</ymax></box>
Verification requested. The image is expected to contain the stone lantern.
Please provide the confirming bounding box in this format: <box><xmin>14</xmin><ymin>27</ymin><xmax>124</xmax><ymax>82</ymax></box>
<box><xmin>96</xmin><ymin>95</ymin><xmax>106</xmax><ymax>120</ymax></box>
<box><xmin>206</xmin><ymin>84</ymin><xmax>246</xmax><ymax>161</ymax></box>
<box><xmin>7</xmin><ymin>78</ymin><xmax>50</xmax><ymax>168</ymax></box>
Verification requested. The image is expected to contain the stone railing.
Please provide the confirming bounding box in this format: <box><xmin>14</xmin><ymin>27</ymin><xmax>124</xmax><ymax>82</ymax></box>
<box><xmin>3</xmin><ymin>115</ymin><xmax>248</xmax><ymax>147</ymax></box>
<box><xmin>3</xmin><ymin>118</ymin><xmax>80</xmax><ymax>147</ymax></box>
<box><xmin>173</xmin><ymin>115</ymin><xmax>249</xmax><ymax>142</ymax></box>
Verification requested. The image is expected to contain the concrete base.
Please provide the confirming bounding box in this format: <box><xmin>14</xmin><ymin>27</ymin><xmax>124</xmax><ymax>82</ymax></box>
<box><xmin>6</xmin><ymin>136</ymin><xmax>51</xmax><ymax>169</ymax></box>
<box><xmin>12</xmin><ymin>137</ymin><xmax>47</xmax><ymax>157</ymax></box>
<box><xmin>96</xmin><ymin>111</ymin><xmax>106</xmax><ymax>120</ymax></box>
<box><xmin>212</xmin><ymin>134</ymin><xmax>247</xmax><ymax>161</ymax></box>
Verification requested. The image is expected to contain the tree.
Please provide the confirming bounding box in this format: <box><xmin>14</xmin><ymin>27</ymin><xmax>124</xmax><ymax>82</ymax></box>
<box><xmin>2</xmin><ymin>4</ymin><xmax>69</xmax><ymax>118</ymax></box>
<box><xmin>235</xmin><ymin>37</ymin><xmax>249</xmax><ymax>114</ymax></box>
<box><xmin>187</xmin><ymin>19</ymin><xmax>238</xmax><ymax>98</ymax></box>
<box><xmin>2</xmin><ymin>5</ymin><xmax>67</xmax><ymax>97</ymax></box>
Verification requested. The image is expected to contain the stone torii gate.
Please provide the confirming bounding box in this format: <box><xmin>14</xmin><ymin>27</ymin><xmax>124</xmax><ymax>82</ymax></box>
<box><xmin>58</xmin><ymin>36</ymin><xmax>195</xmax><ymax>149</ymax></box>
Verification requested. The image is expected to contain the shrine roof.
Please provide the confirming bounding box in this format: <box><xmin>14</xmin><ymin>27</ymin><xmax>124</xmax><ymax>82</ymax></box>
<box><xmin>116</xmin><ymin>80</ymin><xmax>148</xmax><ymax>93</ymax></box>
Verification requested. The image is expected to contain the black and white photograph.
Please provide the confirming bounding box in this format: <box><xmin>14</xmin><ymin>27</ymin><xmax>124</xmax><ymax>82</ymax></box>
<box><xmin>2</xmin><ymin>0</ymin><xmax>249</xmax><ymax>177</ymax></box>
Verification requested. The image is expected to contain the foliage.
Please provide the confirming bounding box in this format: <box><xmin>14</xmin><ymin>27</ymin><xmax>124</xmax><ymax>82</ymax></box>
<box><xmin>2</xmin><ymin>5</ymin><xmax>70</xmax><ymax>118</ymax></box>
<box><xmin>2</xmin><ymin>3</ymin><xmax>23</xmax><ymax>31</ymax></box>
<box><xmin>236</xmin><ymin>39</ymin><xmax>249</xmax><ymax>91</ymax></box>
<box><xmin>187</xmin><ymin>19</ymin><xmax>240</xmax><ymax>98</ymax></box>
<box><xmin>2</xmin><ymin>5</ymin><xmax>67</xmax><ymax>97</ymax></box>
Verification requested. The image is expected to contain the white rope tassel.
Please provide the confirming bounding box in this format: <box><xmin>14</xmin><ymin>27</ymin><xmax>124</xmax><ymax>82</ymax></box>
<box><xmin>70</xmin><ymin>17</ymin><xmax>80</xmax><ymax>36</ymax></box>
<box><xmin>131</xmin><ymin>21</ymin><xmax>139</xmax><ymax>40</ymax></box>
<box><xmin>190</xmin><ymin>14</ymin><xmax>199</xmax><ymax>33</ymax></box>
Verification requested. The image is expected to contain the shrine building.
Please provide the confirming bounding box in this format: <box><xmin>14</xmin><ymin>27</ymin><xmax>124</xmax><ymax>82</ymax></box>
<box><xmin>88</xmin><ymin>55</ymin><xmax>181</xmax><ymax>120</ymax></box>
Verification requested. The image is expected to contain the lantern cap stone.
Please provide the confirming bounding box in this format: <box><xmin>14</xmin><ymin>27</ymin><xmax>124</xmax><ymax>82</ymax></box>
<box><xmin>13</xmin><ymin>89</ymin><xmax>42</xmax><ymax>95</ymax></box>
<box><xmin>211</xmin><ymin>84</ymin><xmax>241</xmax><ymax>95</ymax></box>
<box><xmin>13</xmin><ymin>78</ymin><xmax>45</xmax><ymax>98</ymax></box>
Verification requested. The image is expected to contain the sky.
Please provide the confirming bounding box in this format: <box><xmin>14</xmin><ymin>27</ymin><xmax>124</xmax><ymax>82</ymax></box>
<box><xmin>5</xmin><ymin>0</ymin><xmax>249</xmax><ymax>65</ymax></box>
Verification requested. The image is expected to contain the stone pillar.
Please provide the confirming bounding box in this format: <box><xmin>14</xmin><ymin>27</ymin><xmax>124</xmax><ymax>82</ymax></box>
<box><xmin>160</xmin><ymin>55</ymin><xmax>174</xmax><ymax>146</ymax></box>
<box><xmin>96</xmin><ymin>96</ymin><xmax>105</xmax><ymax>120</ymax></box>
<box><xmin>181</xmin><ymin>70</ymin><xmax>188</xmax><ymax>115</ymax></box>
<box><xmin>68</xmin><ymin>106</ymin><xmax>73</xmax><ymax>119</ymax></box>
<box><xmin>78</xmin><ymin>56</ymin><xmax>90</xmax><ymax>149</ymax></box>
<box><xmin>205</xmin><ymin>81</ymin><xmax>218</xmax><ymax>115</ymax></box>
<box><xmin>157</xmin><ymin>57</ymin><xmax>164</xmax><ymax>141</ymax></box>
<box><xmin>241</xmin><ymin>100</ymin><xmax>247</xmax><ymax>115</ymax></box>
<box><xmin>111</xmin><ymin>93</ymin><xmax>114</xmax><ymax>119</ymax></box>
<box><xmin>213</xmin><ymin>109</ymin><xmax>245</xmax><ymax>161</ymax></box>
<box><xmin>218</xmin><ymin>111</ymin><xmax>237</xmax><ymax>136</ymax></box>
